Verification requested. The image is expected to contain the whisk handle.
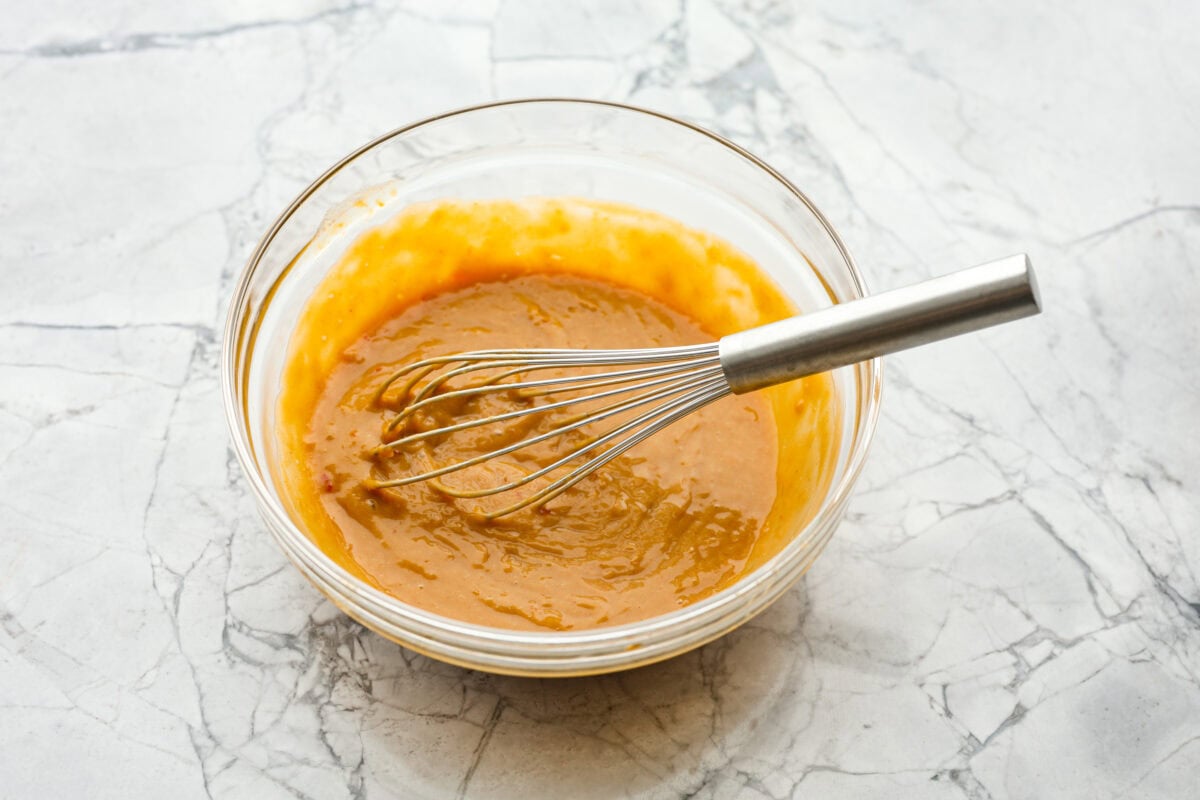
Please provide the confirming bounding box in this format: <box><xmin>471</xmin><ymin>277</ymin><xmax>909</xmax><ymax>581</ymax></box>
<box><xmin>719</xmin><ymin>254</ymin><xmax>1041</xmax><ymax>394</ymax></box>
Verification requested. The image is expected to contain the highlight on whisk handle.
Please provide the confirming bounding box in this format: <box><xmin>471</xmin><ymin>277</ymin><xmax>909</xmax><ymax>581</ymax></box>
<box><xmin>719</xmin><ymin>254</ymin><xmax>1042</xmax><ymax>394</ymax></box>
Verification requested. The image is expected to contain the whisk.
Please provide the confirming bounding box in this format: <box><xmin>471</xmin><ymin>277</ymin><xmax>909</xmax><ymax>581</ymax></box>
<box><xmin>366</xmin><ymin>255</ymin><xmax>1041</xmax><ymax>517</ymax></box>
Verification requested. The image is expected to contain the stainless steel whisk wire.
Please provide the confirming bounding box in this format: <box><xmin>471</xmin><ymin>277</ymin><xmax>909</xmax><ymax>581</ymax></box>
<box><xmin>365</xmin><ymin>255</ymin><xmax>1041</xmax><ymax>517</ymax></box>
<box><xmin>368</xmin><ymin>345</ymin><xmax>731</xmax><ymax>516</ymax></box>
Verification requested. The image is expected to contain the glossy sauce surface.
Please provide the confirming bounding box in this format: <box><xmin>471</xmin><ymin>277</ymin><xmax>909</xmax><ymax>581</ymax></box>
<box><xmin>274</xmin><ymin>198</ymin><xmax>839</xmax><ymax>631</ymax></box>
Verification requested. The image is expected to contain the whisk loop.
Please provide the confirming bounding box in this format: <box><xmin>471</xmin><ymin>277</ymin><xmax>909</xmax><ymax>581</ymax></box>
<box><xmin>365</xmin><ymin>344</ymin><xmax>732</xmax><ymax>517</ymax></box>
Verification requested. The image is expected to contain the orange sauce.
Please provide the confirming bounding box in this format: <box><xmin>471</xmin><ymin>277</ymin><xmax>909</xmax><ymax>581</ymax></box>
<box><xmin>273</xmin><ymin>198</ymin><xmax>839</xmax><ymax>631</ymax></box>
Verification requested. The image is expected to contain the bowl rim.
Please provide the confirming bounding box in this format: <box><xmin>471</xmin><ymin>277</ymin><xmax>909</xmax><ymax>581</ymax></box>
<box><xmin>220</xmin><ymin>97</ymin><xmax>883</xmax><ymax>652</ymax></box>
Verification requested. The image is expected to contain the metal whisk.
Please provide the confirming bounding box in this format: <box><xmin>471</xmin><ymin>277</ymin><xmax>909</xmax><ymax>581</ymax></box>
<box><xmin>366</xmin><ymin>255</ymin><xmax>1041</xmax><ymax>517</ymax></box>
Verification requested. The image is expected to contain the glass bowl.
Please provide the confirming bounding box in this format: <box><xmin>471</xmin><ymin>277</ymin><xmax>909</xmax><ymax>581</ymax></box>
<box><xmin>221</xmin><ymin>99</ymin><xmax>882</xmax><ymax>677</ymax></box>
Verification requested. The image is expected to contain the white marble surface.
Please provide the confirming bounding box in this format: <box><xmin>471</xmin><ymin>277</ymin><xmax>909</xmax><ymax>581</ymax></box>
<box><xmin>2</xmin><ymin>1</ymin><xmax>1199</xmax><ymax>797</ymax></box>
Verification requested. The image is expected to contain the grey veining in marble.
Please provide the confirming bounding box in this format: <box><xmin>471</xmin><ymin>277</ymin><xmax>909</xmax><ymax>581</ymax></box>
<box><xmin>2</xmin><ymin>1</ymin><xmax>1199</xmax><ymax>798</ymax></box>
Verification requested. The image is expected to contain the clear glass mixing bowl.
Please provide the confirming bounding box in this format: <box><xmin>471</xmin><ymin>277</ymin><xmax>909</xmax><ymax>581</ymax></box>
<box><xmin>221</xmin><ymin>99</ymin><xmax>882</xmax><ymax>676</ymax></box>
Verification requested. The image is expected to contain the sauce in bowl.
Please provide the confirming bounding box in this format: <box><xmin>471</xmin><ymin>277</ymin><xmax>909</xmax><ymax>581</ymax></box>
<box><xmin>273</xmin><ymin>198</ymin><xmax>840</xmax><ymax>631</ymax></box>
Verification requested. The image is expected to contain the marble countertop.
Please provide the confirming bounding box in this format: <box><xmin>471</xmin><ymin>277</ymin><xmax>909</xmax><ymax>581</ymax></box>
<box><xmin>3</xmin><ymin>1</ymin><xmax>1198</xmax><ymax>798</ymax></box>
